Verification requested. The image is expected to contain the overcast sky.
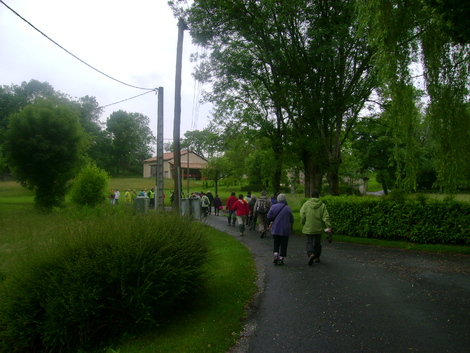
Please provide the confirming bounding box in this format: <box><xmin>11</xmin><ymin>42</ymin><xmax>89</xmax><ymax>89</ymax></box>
<box><xmin>0</xmin><ymin>0</ymin><xmax>211</xmax><ymax>142</ymax></box>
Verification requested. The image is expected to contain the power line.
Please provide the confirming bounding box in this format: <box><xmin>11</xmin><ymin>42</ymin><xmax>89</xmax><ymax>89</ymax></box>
<box><xmin>0</xmin><ymin>0</ymin><xmax>157</xmax><ymax>91</ymax></box>
<box><xmin>100</xmin><ymin>89</ymin><xmax>157</xmax><ymax>109</ymax></box>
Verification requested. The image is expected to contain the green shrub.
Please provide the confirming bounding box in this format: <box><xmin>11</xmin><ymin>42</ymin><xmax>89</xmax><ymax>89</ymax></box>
<box><xmin>69</xmin><ymin>164</ymin><xmax>110</xmax><ymax>207</ymax></box>
<box><xmin>0</xmin><ymin>212</ymin><xmax>210</xmax><ymax>352</ymax></box>
<box><xmin>240</xmin><ymin>184</ymin><xmax>265</xmax><ymax>193</ymax></box>
<box><xmin>323</xmin><ymin>196</ymin><xmax>470</xmax><ymax>244</ymax></box>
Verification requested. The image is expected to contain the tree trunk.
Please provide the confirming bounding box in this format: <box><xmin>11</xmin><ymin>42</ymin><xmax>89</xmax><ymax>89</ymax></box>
<box><xmin>327</xmin><ymin>170</ymin><xmax>340</xmax><ymax>196</ymax></box>
<box><xmin>302</xmin><ymin>151</ymin><xmax>324</xmax><ymax>197</ymax></box>
<box><xmin>326</xmin><ymin>154</ymin><xmax>342</xmax><ymax>196</ymax></box>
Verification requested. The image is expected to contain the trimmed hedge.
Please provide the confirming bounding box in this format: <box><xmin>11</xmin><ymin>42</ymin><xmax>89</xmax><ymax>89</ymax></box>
<box><xmin>0</xmin><ymin>212</ymin><xmax>210</xmax><ymax>352</ymax></box>
<box><xmin>320</xmin><ymin>196</ymin><xmax>470</xmax><ymax>244</ymax></box>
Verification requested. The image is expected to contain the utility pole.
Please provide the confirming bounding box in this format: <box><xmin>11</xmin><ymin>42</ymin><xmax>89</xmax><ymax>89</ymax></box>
<box><xmin>172</xmin><ymin>17</ymin><xmax>187</xmax><ymax>212</ymax></box>
<box><xmin>155</xmin><ymin>87</ymin><xmax>164</xmax><ymax>210</ymax></box>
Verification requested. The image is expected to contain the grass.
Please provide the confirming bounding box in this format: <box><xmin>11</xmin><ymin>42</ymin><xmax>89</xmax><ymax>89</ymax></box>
<box><xmin>365</xmin><ymin>175</ymin><xmax>383</xmax><ymax>193</ymax></box>
<box><xmin>112</xmin><ymin>228</ymin><xmax>256</xmax><ymax>353</ymax></box>
<box><xmin>0</xmin><ymin>181</ymin><xmax>256</xmax><ymax>352</ymax></box>
<box><xmin>0</xmin><ymin>178</ymin><xmax>468</xmax><ymax>351</ymax></box>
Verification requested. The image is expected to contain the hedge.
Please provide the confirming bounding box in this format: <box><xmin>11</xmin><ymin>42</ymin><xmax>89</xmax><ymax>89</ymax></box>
<box><xmin>320</xmin><ymin>196</ymin><xmax>470</xmax><ymax>244</ymax></box>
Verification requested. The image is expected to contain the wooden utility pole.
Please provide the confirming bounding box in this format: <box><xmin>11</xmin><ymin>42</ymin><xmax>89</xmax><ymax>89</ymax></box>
<box><xmin>155</xmin><ymin>87</ymin><xmax>164</xmax><ymax>210</ymax></box>
<box><xmin>172</xmin><ymin>17</ymin><xmax>187</xmax><ymax>211</ymax></box>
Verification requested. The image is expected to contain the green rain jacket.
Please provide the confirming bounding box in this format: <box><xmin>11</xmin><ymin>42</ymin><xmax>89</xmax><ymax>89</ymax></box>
<box><xmin>300</xmin><ymin>198</ymin><xmax>331</xmax><ymax>234</ymax></box>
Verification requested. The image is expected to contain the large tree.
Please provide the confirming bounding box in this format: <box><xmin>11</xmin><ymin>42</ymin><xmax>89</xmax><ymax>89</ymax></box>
<box><xmin>0</xmin><ymin>80</ymin><xmax>104</xmax><ymax>174</ymax></box>
<box><xmin>185</xmin><ymin>0</ymin><xmax>376</xmax><ymax>196</ymax></box>
<box><xmin>356</xmin><ymin>0</ymin><xmax>470</xmax><ymax>192</ymax></box>
<box><xmin>105</xmin><ymin>110</ymin><xmax>155</xmax><ymax>175</ymax></box>
<box><xmin>4</xmin><ymin>98</ymin><xmax>87</xmax><ymax>210</ymax></box>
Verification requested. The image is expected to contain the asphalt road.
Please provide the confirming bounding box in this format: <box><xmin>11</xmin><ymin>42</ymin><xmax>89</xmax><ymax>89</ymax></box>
<box><xmin>204</xmin><ymin>213</ymin><xmax>470</xmax><ymax>353</ymax></box>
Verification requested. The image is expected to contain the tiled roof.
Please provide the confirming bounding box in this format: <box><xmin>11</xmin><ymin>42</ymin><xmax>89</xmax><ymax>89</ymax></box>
<box><xmin>169</xmin><ymin>161</ymin><xmax>207</xmax><ymax>169</ymax></box>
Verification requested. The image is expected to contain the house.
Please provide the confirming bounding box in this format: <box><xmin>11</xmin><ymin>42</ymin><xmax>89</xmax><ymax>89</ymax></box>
<box><xmin>143</xmin><ymin>150</ymin><xmax>208</xmax><ymax>180</ymax></box>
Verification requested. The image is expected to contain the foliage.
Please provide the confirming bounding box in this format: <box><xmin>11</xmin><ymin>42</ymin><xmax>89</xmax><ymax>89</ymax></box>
<box><xmin>351</xmin><ymin>115</ymin><xmax>396</xmax><ymax>193</ymax></box>
<box><xmin>4</xmin><ymin>98</ymin><xmax>87</xmax><ymax>211</ymax></box>
<box><xmin>0</xmin><ymin>211</ymin><xmax>211</xmax><ymax>352</ymax></box>
<box><xmin>423</xmin><ymin>0</ymin><xmax>470</xmax><ymax>45</ymax></box>
<box><xmin>0</xmin><ymin>80</ymin><xmax>103</xmax><ymax>175</ymax></box>
<box><xmin>69</xmin><ymin>164</ymin><xmax>110</xmax><ymax>207</ymax></box>
<box><xmin>202</xmin><ymin>155</ymin><xmax>232</xmax><ymax>194</ymax></box>
<box><xmin>323</xmin><ymin>195</ymin><xmax>470</xmax><ymax>244</ymax></box>
<box><xmin>186</xmin><ymin>0</ymin><xmax>377</xmax><ymax>197</ymax></box>
<box><xmin>356</xmin><ymin>0</ymin><xmax>470</xmax><ymax>192</ymax></box>
<box><xmin>105</xmin><ymin>110</ymin><xmax>155</xmax><ymax>176</ymax></box>
<box><xmin>180</xmin><ymin>128</ymin><xmax>221</xmax><ymax>159</ymax></box>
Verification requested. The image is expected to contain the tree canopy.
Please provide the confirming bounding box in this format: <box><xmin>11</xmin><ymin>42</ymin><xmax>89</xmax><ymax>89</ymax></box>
<box><xmin>171</xmin><ymin>0</ymin><xmax>470</xmax><ymax>194</ymax></box>
<box><xmin>4</xmin><ymin>98</ymin><xmax>87</xmax><ymax>210</ymax></box>
<box><xmin>105</xmin><ymin>110</ymin><xmax>155</xmax><ymax>175</ymax></box>
<box><xmin>185</xmin><ymin>0</ymin><xmax>376</xmax><ymax>195</ymax></box>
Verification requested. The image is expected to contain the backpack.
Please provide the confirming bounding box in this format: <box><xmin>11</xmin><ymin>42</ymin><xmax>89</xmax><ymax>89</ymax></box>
<box><xmin>202</xmin><ymin>196</ymin><xmax>210</xmax><ymax>207</ymax></box>
<box><xmin>257</xmin><ymin>199</ymin><xmax>267</xmax><ymax>214</ymax></box>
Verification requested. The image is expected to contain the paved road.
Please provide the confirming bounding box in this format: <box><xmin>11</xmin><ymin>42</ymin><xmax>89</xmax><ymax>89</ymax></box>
<box><xmin>204</xmin><ymin>213</ymin><xmax>470</xmax><ymax>353</ymax></box>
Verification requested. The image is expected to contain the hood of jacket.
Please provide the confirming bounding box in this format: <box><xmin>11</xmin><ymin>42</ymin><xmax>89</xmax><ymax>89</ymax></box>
<box><xmin>306</xmin><ymin>198</ymin><xmax>323</xmax><ymax>209</ymax></box>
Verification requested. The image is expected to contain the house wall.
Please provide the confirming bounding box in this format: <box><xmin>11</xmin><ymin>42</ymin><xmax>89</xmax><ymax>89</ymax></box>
<box><xmin>143</xmin><ymin>163</ymin><xmax>152</xmax><ymax>178</ymax></box>
<box><xmin>143</xmin><ymin>152</ymin><xmax>208</xmax><ymax>179</ymax></box>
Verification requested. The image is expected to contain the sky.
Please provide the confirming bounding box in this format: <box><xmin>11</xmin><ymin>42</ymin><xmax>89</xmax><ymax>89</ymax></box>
<box><xmin>0</xmin><ymin>0</ymin><xmax>212</xmax><ymax>143</ymax></box>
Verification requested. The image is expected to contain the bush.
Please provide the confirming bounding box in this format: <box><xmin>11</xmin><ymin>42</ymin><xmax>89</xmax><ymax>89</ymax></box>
<box><xmin>69</xmin><ymin>164</ymin><xmax>109</xmax><ymax>207</ymax></box>
<box><xmin>323</xmin><ymin>196</ymin><xmax>470</xmax><ymax>244</ymax></box>
<box><xmin>240</xmin><ymin>184</ymin><xmax>265</xmax><ymax>193</ymax></box>
<box><xmin>0</xmin><ymin>212</ymin><xmax>210</xmax><ymax>352</ymax></box>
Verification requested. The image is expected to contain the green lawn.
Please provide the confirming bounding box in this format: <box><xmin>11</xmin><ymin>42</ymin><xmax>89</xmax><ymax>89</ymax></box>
<box><xmin>0</xmin><ymin>180</ymin><xmax>256</xmax><ymax>352</ymax></box>
<box><xmin>0</xmin><ymin>178</ymin><xmax>468</xmax><ymax>351</ymax></box>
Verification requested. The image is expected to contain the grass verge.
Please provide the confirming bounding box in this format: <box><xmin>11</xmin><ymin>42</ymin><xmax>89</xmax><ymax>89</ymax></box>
<box><xmin>111</xmin><ymin>226</ymin><xmax>256</xmax><ymax>352</ymax></box>
<box><xmin>0</xmin><ymin>185</ymin><xmax>257</xmax><ymax>352</ymax></box>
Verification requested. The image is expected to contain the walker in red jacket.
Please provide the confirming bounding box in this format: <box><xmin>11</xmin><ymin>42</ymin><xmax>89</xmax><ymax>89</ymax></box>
<box><xmin>232</xmin><ymin>194</ymin><xmax>250</xmax><ymax>236</ymax></box>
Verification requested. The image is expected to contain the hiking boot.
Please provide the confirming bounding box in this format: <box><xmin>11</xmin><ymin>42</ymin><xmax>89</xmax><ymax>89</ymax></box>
<box><xmin>308</xmin><ymin>254</ymin><xmax>315</xmax><ymax>266</ymax></box>
<box><xmin>273</xmin><ymin>252</ymin><xmax>279</xmax><ymax>264</ymax></box>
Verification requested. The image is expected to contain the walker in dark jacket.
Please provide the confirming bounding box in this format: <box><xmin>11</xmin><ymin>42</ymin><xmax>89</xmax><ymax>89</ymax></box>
<box><xmin>267</xmin><ymin>193</ymin><xmax>294</xmax><ymax>265</ymax></box>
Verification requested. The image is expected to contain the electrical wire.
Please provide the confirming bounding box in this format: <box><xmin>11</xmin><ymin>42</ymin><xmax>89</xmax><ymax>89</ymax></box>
<box><xmin>100</xmin><ymin>89</ymin><xmax>157</xmax><ymax>109</ymax></box>
<box><xmin>0</xmin><ymin>0</ymin><xmax>157</xmax><ymax>91</ymax></box>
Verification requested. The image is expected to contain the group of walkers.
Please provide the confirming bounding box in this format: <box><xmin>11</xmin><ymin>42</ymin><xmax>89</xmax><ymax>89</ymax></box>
<box><xmin>223</xmin><ymin>190</ymin><xmax>332</xmax><ymax>266</ymax></box>
<box><xmin>109</xmin><ymin>188</ymin><xmax>163</xmax><ymax>208</ymax></box>
<box><xmin>186</xmin><ymin>191</ymin><xmax>224</xmax><ymax>217</ymax></box>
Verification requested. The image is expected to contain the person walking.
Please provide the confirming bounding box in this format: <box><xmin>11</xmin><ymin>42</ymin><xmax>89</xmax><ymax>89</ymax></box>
<box><xmin>148</xmin><ymin>188</ymin><xmax>155</xmax><ymax>209</ymax></box>
<box><xmin>201</xmin><ymin>192</ymin><xmax>210</xmax><ymax>217</ymax></box>
<box><xmin>244</xmin><ymin>192</ymin><xmax>252</xmax><ymax>226</ymax></box>
<box><xmin>212</xmin><ymin>194</ymin><xmax>223</xmax><ymax>215</ymax></box>
<box><xmin>124</xmin><ymin>189</ymin><xmax>131</xmax><ymax>205</ymax></box>
<box><xmin>206</xmin><ymin>190</ymin><xmax>214</xmax><ymax>215</ymax></box>
<box><xmin>114</xmin><ymin>189</ymin><xmax>120</xmax><ymax>205</ymax></box>
<box><xmin>253</xmin><ymin>191</ymin><xmax>272</xmax><ymax>238</ymax></box>
<box><xmin>270</xmin><ymin>194</ymin><xmax>278</xmax><ymax>205</ymax></box>
<box><xmin>131</xmin><ymin>189</ymin><xmax>137</xmax><ymax>204</ymax></box>
<box><xmin>109</xmin><ymin>188</ymin><xmax>115</xmax><ymax>205</ymax></box>
<box><xmin>247</xmin><ymin>194</ymin><xmax>257</xmax><ymax>229</ymax></box>
<box><xmin>300</xmin><ymin>190</ymin><xmax>332</xmax><ymax>266</ymax></box>
<box><xmin>233</xmin><ymin>194</ymin><xmax>250</xmax><ymax>236</ymax></box>
<box><xmin>267</xmin><ymin>193</ymin><xmax>294</xmax><ymax>265</ymax></box>
<box><xmin>226</xmin><ymin>192</ymin><xmax>238</xmax><ymax>226</ymax></box>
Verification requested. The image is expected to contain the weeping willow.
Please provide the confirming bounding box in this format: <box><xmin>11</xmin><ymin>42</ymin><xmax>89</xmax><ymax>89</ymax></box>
<box><xmin>356</xmin><ymin>0</ymin><xmax>470</xmax><ymax>192</ymax></box>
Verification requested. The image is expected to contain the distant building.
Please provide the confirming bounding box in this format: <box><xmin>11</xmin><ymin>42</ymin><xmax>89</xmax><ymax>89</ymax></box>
<box><xmin>142</xmin><ymin>150</ymin><xmax>208</xmax><ymax>180</ymax></box>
